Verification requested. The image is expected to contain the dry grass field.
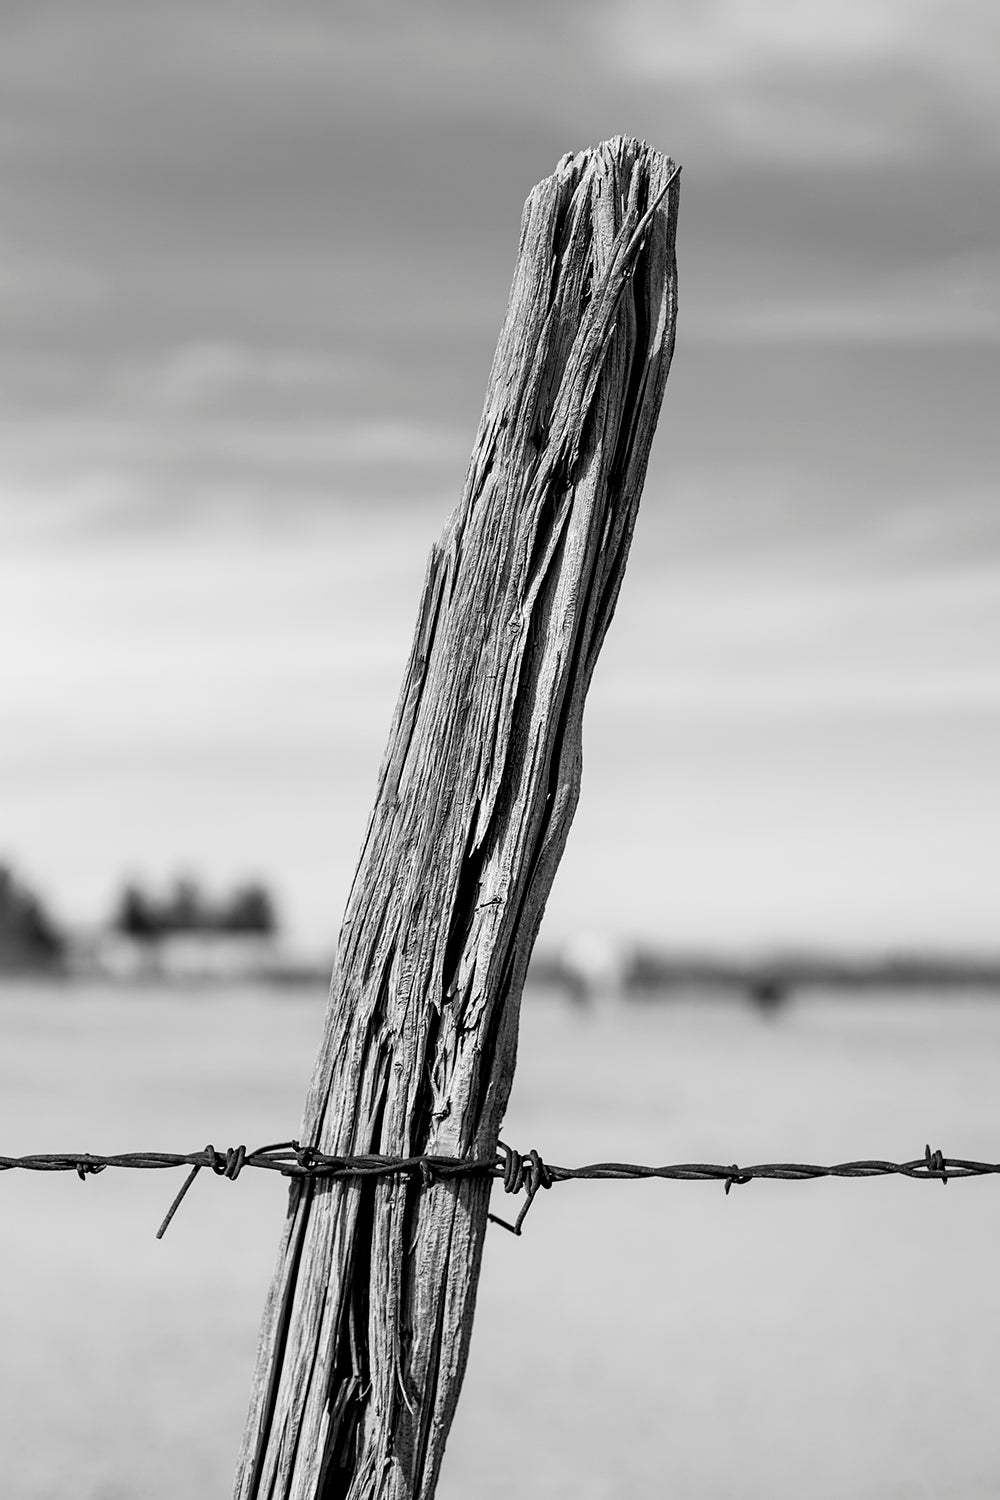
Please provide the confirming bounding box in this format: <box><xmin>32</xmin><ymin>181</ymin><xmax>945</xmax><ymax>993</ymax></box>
<box><xmin>2</xmin><ymin>981</ymin><xmax>999</xmax><ymax>1498</ymax></box>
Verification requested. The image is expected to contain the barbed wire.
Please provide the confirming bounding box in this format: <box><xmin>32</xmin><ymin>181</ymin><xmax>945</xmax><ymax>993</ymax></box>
<box><xmin>2</xmin><ymin>1139</ymin><xmax>996</xmax><ymax>1240</ymax></box>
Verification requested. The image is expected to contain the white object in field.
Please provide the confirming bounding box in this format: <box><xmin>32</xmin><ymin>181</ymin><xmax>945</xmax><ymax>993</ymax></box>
<box><xmin>560</xmin><ymin>929</ymin><xmax>627</xmax><ymax>998</ymax></box>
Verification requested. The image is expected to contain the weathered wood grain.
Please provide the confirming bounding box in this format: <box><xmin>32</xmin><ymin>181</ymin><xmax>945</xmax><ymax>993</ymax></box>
<box><xmin>233</xmin><ymin>136</ymin><xmax>680</xmax><ymax>1500</ymax></box>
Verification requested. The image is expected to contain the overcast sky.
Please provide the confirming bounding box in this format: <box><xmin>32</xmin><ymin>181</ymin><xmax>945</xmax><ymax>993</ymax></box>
<box><xmin>2</xmin><ymin>1</ymin><xmax>998</xmax><ymax>954</ymax></box>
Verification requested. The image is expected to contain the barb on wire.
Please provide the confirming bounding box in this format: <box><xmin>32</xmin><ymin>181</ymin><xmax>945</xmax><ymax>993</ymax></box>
<box><xmin>0</xmin><ymin>1140</ymin><xmax>994</xmax><ymax>1239</ymax></box>
<box><xmin>488</xmin><ymin>1142</ymin><xmax>553</xmax><ymax>1235</ymax></box>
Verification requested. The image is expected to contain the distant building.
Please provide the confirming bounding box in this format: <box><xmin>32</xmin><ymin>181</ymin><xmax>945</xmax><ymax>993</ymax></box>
<box><xmin>91</xmin><ymin>928</ymin><xmax>282</xmax><ymax>982</ymax></box>
<box><xmin>71</xmin><ymin>872</ymin><xmax>316</xmax><ymax>984</ymax></box>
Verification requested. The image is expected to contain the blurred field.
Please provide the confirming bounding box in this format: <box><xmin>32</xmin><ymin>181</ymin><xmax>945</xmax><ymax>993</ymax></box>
<box><xmin>2</xmin><ymin>981</ymin><xmax>1000</xmax><ymax>1499</ymax></box>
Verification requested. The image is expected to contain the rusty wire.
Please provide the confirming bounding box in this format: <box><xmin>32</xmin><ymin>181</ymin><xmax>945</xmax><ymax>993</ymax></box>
<box><xmin>1</xmin><ymin>1139</ymin><xmax>996</xmax><ymax>1240</ymax></box>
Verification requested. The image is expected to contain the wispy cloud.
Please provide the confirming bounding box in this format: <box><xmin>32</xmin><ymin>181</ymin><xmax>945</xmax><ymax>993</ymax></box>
<box><xmin>687</xmin><ymin>249</ymin><xmax>1000</xmax><ymax>345</ymax></box>
<box><xmin>0</xmin><ymin>336</ymin><xmax>467</xmax><ymax>545</ymax></box>
<box><xmin>604</xmin><ymin>0</ymin><xmax>1000</xmax><ymax>162</ymax></box>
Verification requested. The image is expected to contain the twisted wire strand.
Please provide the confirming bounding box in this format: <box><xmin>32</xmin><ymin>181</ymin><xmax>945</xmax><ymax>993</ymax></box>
<box><xmin>1</xmin><ymin>1140</ymin><xmax>994</xmax><ymax>1239</ymax></box>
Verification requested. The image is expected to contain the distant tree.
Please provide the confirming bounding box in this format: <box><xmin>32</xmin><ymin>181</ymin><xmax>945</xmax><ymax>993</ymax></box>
<box><xmin>0</xmin><ymin>863</ymin><xmax>64</xmax><ymax>969</ymax></box>
<box><xmin>18</xmin><ymin>890</ymin><xmax>63</xmax><ymax>958</ymax></box>
<box><xmin>746</xmin><ymin>970</ymin><xmax>790</xmax><ymax>1014</ymax></box>
<box><xmin>221</xmin><ymin>881</ymin><xmax>277</xmax><ymax>935</ymax></box>
<box><xmin>114</xmin><ymin>882</ymin><xmax>161</xmax><ymax>940</ymax></box>
<box><xmin>110</xmin><ymin>872</ymin><xmax>279</xmax><ymax>939</ymax></box>
<box><xmin>162</xmin><ymin>877</ymin><xmax>208</xmax><ymax>933</ymax></box>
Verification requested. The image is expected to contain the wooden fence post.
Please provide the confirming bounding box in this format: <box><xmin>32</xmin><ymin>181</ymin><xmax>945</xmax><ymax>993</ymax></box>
<box><xmin>233</xmin><ymin>136</ymin><xmax>680</xmax><ymax>1500</ymax></box>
